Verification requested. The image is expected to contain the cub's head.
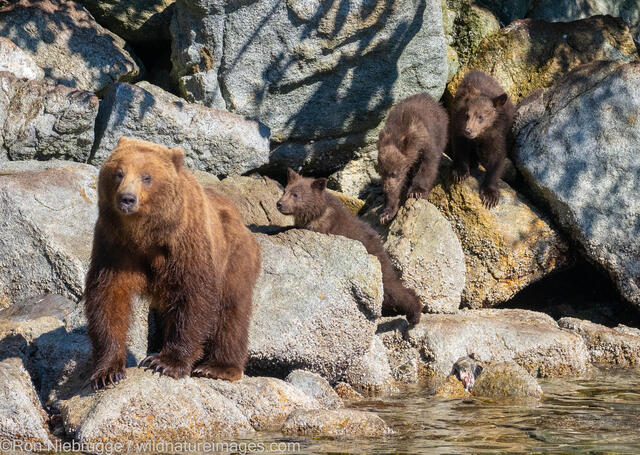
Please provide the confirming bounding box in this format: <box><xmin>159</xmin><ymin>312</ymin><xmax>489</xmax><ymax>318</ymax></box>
<box><xmin>377</xmin><ymin>129</ymin><xmax>412</xmax><ymax>193</ymax></box>
<box><xmin>460</xmin><ymin>93</ymin><xmax>508</xmax><ymax>139</ymax></box>
<box><xmin>98</xmin><ymin>137</ymin><xmax>184</xmax><ymax>217</ymax></box>
<box><xmin>276</xmin><ymin>168</ymin><xmax>327</xmax><ymax>216</ymax></box>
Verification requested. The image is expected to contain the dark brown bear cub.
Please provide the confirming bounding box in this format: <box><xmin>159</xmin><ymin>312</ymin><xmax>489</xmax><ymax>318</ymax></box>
<box><xmin>277</xmin><ymin>169</ymin><xmax>422</xmax><ymax>325</ymax></box>
<box><xmin>377</xmin><ymin>93</ymin><xmax>448</xmax><ymax>224</ymax></box>
<box><xmin>84</xmin><ymin>137</ymin><xmax>261</xmax><ymax>390</ymax></box>
<box><xmin>451</xmin><ymin>70</ymin><xmax>514</xmax><ymax>209</ymax></box>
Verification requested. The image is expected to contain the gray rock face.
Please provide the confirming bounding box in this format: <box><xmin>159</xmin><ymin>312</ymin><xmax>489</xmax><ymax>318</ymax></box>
<box><xmin>91</xmin><ymin>82</ymin><xmax>270</xmax><ymax>175</ymax></box>
<box><xmin>385</xmin><ymin>199</ymin><xmax>465</xmax><ymax>314</ymax></box>
<box><xmin>344</xmin><ymin>335</ymin><xmax>397</xmax><ymax>396</ymax></box>
<box><xmin>171</xmin><ymin>0</ymin><xmax>448</xmax><ymax>146</ymax></box>
<box><xmin>558</xmin><ymin>317</ymin><xmax>640</xmax><ymax>366</ymax></box>
<box><xmin>514</xmin><ymin>61</ymin><xmax>640</xmax><ymax>307</ymax></box>
<box><xmin>285</xmin><ymin>370</ymin><xmax>344</xmax><ymax>409</ymax></box>
<box><xmin>379</xmin><ymin>309</ymin><xmax>590</xmax><ymax>383</ymax></box>
<box><xmin>0</xmin><ymin>73</ymin><xmax>99</xmax><ymax>162</ymax></box>
<box><xmin>472</xmin><ymin>361</ymin><xmax>543</xmax><ymax>399</ymax></box>
<box><xmin>282</xmin><ymin>409</ymin><xmax>394</xmax><ymax>437</ymax></box>
<box><xmin>0</xmin><ymin>37</ymin><xmax>44</xmax><ymax>80</ymax></box>
<box><xmin>249</xmin><ymin>230</ymin><xmax>383</xmax><ymax>383</ymax></box>
<box><xmin>0</xmin><ymin>161</ymin><xmax>98</xmax><ymax>304</ymax></box>
<box><xmin>0</xmin><ymin>358</ymin><xmax>51</xmax><ymax>445</ymax></box>
<box><xmin>0</xmin><ymin>0</ymin><xmax>140</xmax><ymax>92</ymax></box>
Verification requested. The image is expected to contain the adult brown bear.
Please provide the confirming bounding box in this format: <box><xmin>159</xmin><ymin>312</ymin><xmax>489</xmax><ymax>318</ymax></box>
<box><xmin>84</xmin><ymin>137</ymin><xmax>261</xmax><ymax>390</ymax></box>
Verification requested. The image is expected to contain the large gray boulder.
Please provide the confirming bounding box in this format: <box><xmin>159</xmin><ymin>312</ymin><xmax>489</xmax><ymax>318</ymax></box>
<box><xmin>0</xmin><ymin>37</ymin><xmax>44</xmax><ymax>80</ymax></box>
<box><xmin>0</xmin><ymin>72</ymin><xmax>98</xmax><ymax>162</ymax></box>
<box><xmin>91</xmin><ymin>81</ymin><xmax>270</xmax><ymax>175</ymax></box>
<box><xmin>0</xmin><ymin>161</ymin><xmax>98</xmax><ymax>304</ymax></box>
<box><xmin>0</xmin><ymin>0</ymin><xmax>140</xmax><ymax>92</ymax></box>
<box><xmin>282</xmin><ymin>409</ymin><xmax>394</xmax><ymax>437</ymax></box>
<box><xmin>249</xmin><ymin>230</ymin><xmax>383</xmax><ymax>383</ymax></box>
<box><xmin>514</xmin><ymin>61</ymin><xmax>640</xmax><ymax>307</ymax></box>
<box><xmin>171</xmin><ymin>0</ymin><xmax>448</xmax><ymax>170</ymax></box>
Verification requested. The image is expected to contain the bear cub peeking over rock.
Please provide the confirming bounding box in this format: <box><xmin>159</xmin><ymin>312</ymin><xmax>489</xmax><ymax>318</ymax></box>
<box><xmin>377</xmin><ymin>93</ymin><xmax>448</xmax><ymax>224</ymax></box>
<box><xmin>277</xmin><ymin>169</ymin><xmax>422</xmax><ymax>325</ymax></box>
<box><xmin>451</xmin><ymin>70</ymin><xmax>514</xmax><ymax>209</ymax></box>
<box><xmin>84</xmin><ymin>137</ymin><xmax>261</xmax><ymax>391</ymax></box>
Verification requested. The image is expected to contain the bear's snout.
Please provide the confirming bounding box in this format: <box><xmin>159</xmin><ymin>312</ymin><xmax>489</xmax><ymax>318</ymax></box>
<box><xmin>117</xmin><ymin>193</ymin><xmax>138</xmax><ymax>214</ymax></box>
<box><xmin>276</xmin><ymin>201</ymin><xmax>283</xmax><ymax>211</ymax></box>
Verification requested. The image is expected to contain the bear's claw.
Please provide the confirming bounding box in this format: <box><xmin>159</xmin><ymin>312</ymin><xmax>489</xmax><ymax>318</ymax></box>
<box><xmin>139</xmin><ymin>354</ymin><xmax>190</xmax><ymax>378</ymax></box>
<box><xmin>452</xmin><ymin>168</ymin><xmax>470</xmax><ymax>183</ymax></box>
<box><xmin>479</xmin><ymin>187</ymin><xmax>500</xmax><ymax>209</ymax></box>
<box><xmin>91</xmin><ymin>369</ymin><xmax>125</xmax><ymax>391</ymax></box>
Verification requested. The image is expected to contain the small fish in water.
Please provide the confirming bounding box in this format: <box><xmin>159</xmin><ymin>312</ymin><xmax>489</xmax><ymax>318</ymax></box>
<box><xmin>451</xmin><ymin>354</ymin><xmax>483</xmax><ymax>391</ymax></box>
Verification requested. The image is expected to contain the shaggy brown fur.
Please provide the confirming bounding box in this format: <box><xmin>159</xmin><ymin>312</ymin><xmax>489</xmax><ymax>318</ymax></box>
<box><xmin>451</xmin><ymin>70</ymin><xmax>514</xmax><ymax>209</ymax></box>
<box><xmin>277</xmin><ymin>169</ymin><xmax>422</xmax><ymax>325</ymax></box>
<box><xmin>84</xmin><ymin>137</ymin><xmax>261</xmax><ymax>391</ymax></box>
<box><xmin>377</xmin><ymin>93</ymin><xmax>448</xmax><ymax>224</ymax></box>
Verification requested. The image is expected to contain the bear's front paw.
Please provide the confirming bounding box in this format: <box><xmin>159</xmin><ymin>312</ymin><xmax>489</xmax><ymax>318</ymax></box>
<box><xmin>479</xmin><ymin>187</ymin><xmax>500</xmax><ymax>209</ymax></box>
<box><xmin>379</xmin><ymin>208</ymin><xmax>398</xmax><ymax>225</ymax></box>
<box><xmin>407</xmin><ymin>185</ymin><xmax>428</xmax><ymax>200</ymax></box>
<box><xmin>192</xmin><ymin>364</ymin><xmax>243</xmax><ymax>381</ymax></box>
<box><xmin>91</xmin><ymin>362</ymin><xmax>126</xmax><ymax>391</ymax></box>
<box><xmin>452</xmin><ymin>167</ymin><xmax>470</xmax><ymax>183</ymax></box>
<box><xmin>139</xmin><ymin>353</ymin><xmax>191</xmax><ymax>378</ymax></box>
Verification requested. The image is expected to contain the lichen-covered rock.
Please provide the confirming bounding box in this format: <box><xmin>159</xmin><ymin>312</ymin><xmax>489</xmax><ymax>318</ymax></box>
<box><xmin>0</xmin><ymin>161</ymin><xmax>98</xmax><ymax>303</ymax></box>
<box><xmin>472</xmin><ymin>361</ymin><xmax>542</xmax><ymax>399</ymax></box>
<box><xmin>0</xmin><ymin>37</ymin><xmax>44</xmax><ymax>80</ymax></box>
<box><xmin>286</xmin><ymin>370</ymin><xmax>344</xmax><ymax>410</ymax></box>
<box><xmin>282</xmin><ymin>409</ymin><xmax>394</xmax><ymax>438</ymax></box>
<box><xmin>447</xmin><ymin>15</ymin><xmax>638</xmax><ymax>102</ymax></box>
<box><xmin>171</xmin><ymin>0</ymin><xmax>448</xmax><ymax>169</ymax></box>
<box><xmin>334</xmin><ymin>382</ymin><xmax>363</xmax><ymax>401</ymax></box>
<box><xmin>514</xmin><ymin>61</ymin><xmax>640</xmax><ymax>307</ymax></box>
<box><xmin>59</xmin><ymin>368</ymin><xmax>255</xmax><ymax>443</ymax></box>
<box><xmin>78</xmin><ymin>0</ymin><xmax>175</xmax><ymax>45</ymax></box>
<box><xmin>0</xmin><ymin>358</ymin><xmax>51</xmax><ymax>444</ymax></box>
<box><xmin>249</xmin><ymin>230</ymin><xmax>383</xmax><ymax>383</ymax></box>
<box><xmin>0</xmin><ymin>0</ymin><xmax>140</xmax><ymax>92</ymax></box>
<box><xmin>558</xmin><ymin>318</ymin><xmax>640</xmax><ymax>366</ymax></box>
<box><xmin>91</xmin><ymin>82</ymin><xmax>270</xmax><ymax>175</ymax></box>
<box><xmin>379</xmin><ymin>309</ymin><xmax>590</xmax><ymax>384</ymax></box>
<box><xmin>0</xmin><ymin>73</ymin><xmax>98</xmax><ymax>162</ymax></box>
<box><xmin>428</xmin><ymin>169</ymin><xmax>570</xmax><ymax>308</ymax></box>
<box><xmin>385</xmin><ymin>199</ymin><xmax>465</xmax><ymax>313</ymax></box>
<box><xmin>344</xmin><ymin>336</ymin><xmax>397</xmax><ymax>396</ymax></box>
<box><xmin>435</xmin><ymin>374</ymin><xmax>470</xmax><ymax>399</ymax></box>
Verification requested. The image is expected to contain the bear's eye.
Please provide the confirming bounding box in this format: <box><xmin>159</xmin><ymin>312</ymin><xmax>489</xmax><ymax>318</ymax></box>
<box><xmin>115</xmin><ymin>169</ymin><xmax>124</xmax><ymax>182</ymax></box>
<box><xmin>465</xmin><ymin>113</ymin><xmax>470</xmax><ymax>120</ymax></box>
<box><xmin>478</xmin><ymin>115</ymin><xmax>484</xmax><ymax>122</ymax></box>
<box><xmin>292</xmin><ymin>193</ymin><xmax>298</xmax><ymax>198</ymax></box>
<box><xmin>141</xmin><ymin>174</ymin><xmax>152</xmax><ymax>185</ymax></box>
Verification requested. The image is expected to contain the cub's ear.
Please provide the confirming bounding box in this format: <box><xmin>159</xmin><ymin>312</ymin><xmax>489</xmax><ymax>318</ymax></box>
<box><xmin>169</xmin><ymin>147</ymin><xmax>184</xmax><ymax>170</ymax></box>
<box><xmin>311</xmin><ymin>178</ymin><xmax>327</xmax><ymax>192</ymax></box>
<box><xmin>286</xmin><ymin>168</ymin><xmax>300</xmax><ymax>183</ymax></box>
<box><xmin>117</xmin><ymin>136</ymin><xmax>133</xmax><ymax>147</ymax></box>
<box><xmin>401</xmin><ymin>134</ymin><xmax>412</xmax><ymax>149</ymax></box>
<box><xmin>493</xmin><ymin>93</ymin><xmax>508</xmax><ymax>107</ymax></box>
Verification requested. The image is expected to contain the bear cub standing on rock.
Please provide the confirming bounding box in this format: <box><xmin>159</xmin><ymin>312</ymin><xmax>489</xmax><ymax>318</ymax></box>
<box><xmin>451</xmin><ymin>70</ymin><xmax>514</xmax><ymax>209</ymax></box>
<box><xmin>84</xmin><ymin>137</ymin><xmax>261</xmax><ymax>391</ymax></box>
<box><xmin>377</xmin><ymin>93</ymin><xmax>448</xmax><ymax>224</ymax></box>
<box><xmin>277</xmin><ymin>169</ymin><xmax>422</xmax><ymax>325</ymax></box>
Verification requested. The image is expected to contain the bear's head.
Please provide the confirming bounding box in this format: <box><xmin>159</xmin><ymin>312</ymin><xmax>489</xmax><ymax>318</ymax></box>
<box><xmin>276</xmin><ymin>168</ymin><xmax>327</xmax><ymax>217</ymax></box>
<box><xmin>460</xmin><ymin>92</ymin><xmax>508</xmax><ymax>139</ymax></box>
<box><xmin>377</xmin><ymin>128</ymin><xmax>414</xmax><ymax>195</ymax></box>
<box><xmin>98</xmin><ymin>137</ymin><xmax>185</xmax><ymax>217</ymax></box>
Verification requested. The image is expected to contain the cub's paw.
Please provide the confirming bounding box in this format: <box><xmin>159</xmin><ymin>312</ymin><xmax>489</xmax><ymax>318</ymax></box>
<box><xmin>192</xmin><ymin>364</ymin><xmax>243</xmax><ymax>381</ymax></box>
<box><xmin>407</xmin><ymin>186</ymin><xmax>428</xmax><ymax>200</ymax></box>
<box><xmin>91</xmin><ymin>363</ymin><xmax>126</xmax><ymax>391</ymax></box>
<box><xmin>406</xmin><ymin>310</ymin><xmax>422</xmax><ymax>326</ymax></box>
<box><xmin>452</xmin><ymin>168</ymin><xmax>470</xmax><ymax>183</ymax></box>
<box><xmin>479</xmin><ymin>187</ymin><xmax>500</xmax><ymax>209</ymax></box>
<box><xmin>379</xmin><ymin>208</ymin><xmax>398</xmax><ymax>225</ymax></box>
<box><xmin>139</xmin><ymin>354</ymin><xmax>191</xmax><ymax>378</ymax></box>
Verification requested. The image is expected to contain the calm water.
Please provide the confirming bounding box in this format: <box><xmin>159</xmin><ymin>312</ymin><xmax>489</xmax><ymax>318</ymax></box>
<box><xmin>257</xmin><ymin>368</ymin><xmax>640</xmax><ymax>454</ymax></box>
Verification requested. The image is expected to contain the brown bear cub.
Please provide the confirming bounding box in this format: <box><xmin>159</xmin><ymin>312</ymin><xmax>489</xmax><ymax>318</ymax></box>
<box><xmin>451</xmin><ymin>70</ymin><xmax>514</xmax><ymax>209</ymax></box>
<box><xmin>377</xmin><ymin>93</ymin><xmax>448</xmax><ymax>224</ymax></box>
<box><xmin>84</xmin><ymin>137</ymin><xmax>261</xmax><ymax>391</ymax></box>
<box><xmin>277</xmin><ymin>169</ymin><xmax>422</xmax><ymax>325</ymax></box>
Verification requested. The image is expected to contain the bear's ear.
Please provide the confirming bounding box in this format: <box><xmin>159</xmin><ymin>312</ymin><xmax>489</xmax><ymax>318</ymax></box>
<box><xmin>286</xmin><ymin>168</ymin><xmax>300</xmax><ymax>183</ymax></box>
<box><xmin>117</xmin><ymin>136</ymin><xmax>132</xmax><ymax>147</ymax></box>
<box><xmin>493</xmin><ymin>93</ymin><xmax>508</xmax><ymax>107</ymax></box>
<box><xmin>401</xmin><ymin>135</ymin><xmax>412</xmax><ymax>149</ymax></box>
<box><xmin>311</xmin><ymin>178</ymin><xmax>327</xmax><ymax>192</ymax></box>
<box><xmin>169</xmin><ymin>147</ymin><xmax>184</xmax><ymax>170</ymax></box>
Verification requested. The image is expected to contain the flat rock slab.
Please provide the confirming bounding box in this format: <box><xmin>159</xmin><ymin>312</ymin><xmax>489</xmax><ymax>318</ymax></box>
<box><xmin>0</xmin><ymin>0</ymin><xmax>140</xmax><ymax>92</ymax></box>
<box><xmin>0</xmin><ymin>161</ymin><xmax>98</xmax><ymax>303</ymax></box>
<box><xmin>282</xmin><ymin>409</ymin><xmax>394</xmax><ymax>438</ymax></box>
<box><xmin>558</xmin><ymin>317</ymin><xmax>640</xmax><ymax>366</ymax></box>
<box><xmin>249</xmin><ymin>230</ymin><xmax>383</xmax><ymax>383</ymax></box>
<box><xmin>0</xmin><ymin>37</ymin><xmax>43</xmax><ymax>80</ymax></box>
<box><xmin>0</xmin><ymin>72</ymin><xmax>98</xmax><ymax>162</ymax></box>
<box><xmin>91</xmin><ymin>82</ymin><xmax>270</xmax><ymax>176</ymax></box>
<box><xmin>514</xmin><ymin>61</ymin><xmax>640</xmax><ymax>307</ymax></box>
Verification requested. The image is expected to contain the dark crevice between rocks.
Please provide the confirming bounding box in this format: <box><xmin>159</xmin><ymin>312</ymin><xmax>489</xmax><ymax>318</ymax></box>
<box><xmin>129</xmin><ymin>39</ymin><xmax>177</xmax><ymax>96</ymax></box>
<box><xmin>499</xmin><ymin>259</ymin><xmax>640</xmax><ymax>328</ymax></box>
